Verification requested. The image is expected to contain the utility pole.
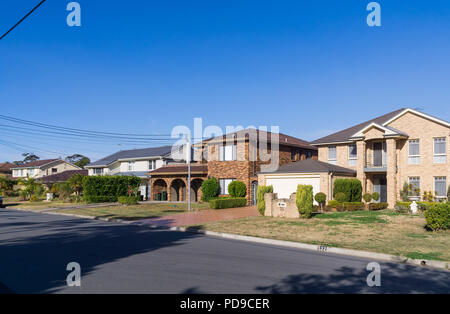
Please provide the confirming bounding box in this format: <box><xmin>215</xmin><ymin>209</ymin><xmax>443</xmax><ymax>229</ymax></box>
<box><xmin>186</xmin><ymin>135</ymin><xmax>191</xmax><ymax>212</ymax></box>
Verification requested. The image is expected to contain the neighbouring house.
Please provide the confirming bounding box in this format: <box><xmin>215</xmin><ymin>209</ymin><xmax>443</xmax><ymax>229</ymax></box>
<box><xmin>39</xmin><ymin>169</ymin><xmax>88</xmax><ymax>188</ymax></box>
<box><xmin>310</xmin><ymin>108</ymin><xmax>450</xmax><ymax>208</ymax></box>
<box><xmin>0</xmin><ymin>162</ymin><xmax>15</xmax><ymax>177</ymax></box>
<box><xmin>11</xmin><ymin>159</ymin><xmax>81</xmax><ymax>179</ymax></box>
<box><xmin>258</xmin><ymin>159</ymin><xmax>356</xmax><ymax>205</ymax></box>
<box><xmin>85</xmin><ymin>145</ymin><xmax>187</xmax><ymax>200</ymax></box>
<box><xmin>148</xmin><ymin>128</ymin><xmax>318</xmax><ymax>204</ymax></box>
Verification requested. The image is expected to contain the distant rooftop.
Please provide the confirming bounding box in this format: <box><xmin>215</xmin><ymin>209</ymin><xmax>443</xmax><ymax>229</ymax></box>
<box><xmin>87</xmin><ymin>146</ymin><xmax>174</xmax><ymax>167</ymax></box>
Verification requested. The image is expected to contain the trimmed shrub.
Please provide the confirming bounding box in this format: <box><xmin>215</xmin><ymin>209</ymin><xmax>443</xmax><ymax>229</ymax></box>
<box><xmin>228</xmin><ymin>181</ymin><xmax>247</xmax><ymax>198</ymax></box>
<box><xmin>257</xmin><ymin>185</ymin><xmax>273</xmax><ymax>215</ymax></box>
<box><xmin>363</xmin><ymin>193</ymin><xmax>373</xmax><ymax>203</ymax></box>
<box><xmin>424</xmin><ymin>203</ymin><xmax>450</xmax><ymax>231</ymax></box>
<box><xmin>372</xmin><ymin>192</ymin><xmax>380</xmax><ymax>202</ymax></box>
<box><xmin>343</xmin><ymin>202</ymin><xmax>365</xmax><ymax>211</ymax></box>
<box><xmin>395</xmin><ymin>201</ymin><xmax>411</xmax><ymax>213</ymax></box>
<box><xmin>83</xmin><ymin>176</ymin><xmax>141</xmax><ymax>203</ymax></box>
<box><xmin>335</xmin><ymin>192</ymin><xmax>346</xmax><ymax>203</ymax></box>
<box><xmin>327</xmin><ymin>200</ymin><xmax>340</xmax><ymax>208</ymax></box>
<box><xmin>209</xmin><ymin>197</ymin><xmax>247</xmax><ymax>209</ymax></box>
<box><xmin>201</xmin><ymin>177</ymin><xmax>219</xmax><ymax>201</ymax></box>
<box><xmin>118</xmin><ymin>196</ymin><xmax>139</xmax><ymax>205</ymax></box>
<box><xmin>314</xmin><ymin>192</ymin><xmax>326</xmax><ymax>211</ymax></box>
<box><xmin>333</xmin><ymin>178</ymin><xmax>362</xmax><ymax>202</ymax></box>
<box><xmin>369</xmin><ymin>202</ymin><xmax>388</xmax><ymax>210</ymax></box>
<box><xmin>296</xmin><ymin>185</ymin><xmax>313</xmax><ymax>218</ymax></box>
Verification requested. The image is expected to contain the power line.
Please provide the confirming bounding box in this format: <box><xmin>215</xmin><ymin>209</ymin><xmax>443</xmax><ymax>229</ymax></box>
<box><xmin>0</xmin><ymin>0</ymin><xmax>47</xmax><ymax>41</ymax></box>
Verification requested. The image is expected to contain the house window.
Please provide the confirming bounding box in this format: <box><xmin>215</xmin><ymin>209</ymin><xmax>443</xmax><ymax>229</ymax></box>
<box><xmin>20</xmin><ymin>169</ymin><xmax>24</xmax><ymax>177</ymax></box>
<box><xmin>149</xmin><ymin>160</ymin><xmax>156</xmax><ymax>170</ymax></box>
<box><xmin>348</xmin><ymin>144</ymin><xmax>357</xmax><ymax>166</ymax></box>
<box><xmin>433</xmin><ymin>137</ymin><xmax>446</xmax><ymax>164</ymax></box>
<box><xmin>434</xmin><ymin>176</ymin><xmax>447</xmax><ymax>197</ymax></box>
<box><xmin>94</xmin><ymin>168</ymin><xmax>103</xmax><ymax>175</ymax></box>
<box><xmin>219</xmin><ymin>144</ymin><xmax>237</xmax><ymax>161</ymax></box>
<box><xmin>408</xmin><ymin>177</ymin><xmax>420</xmax><ymax>196</ymax></box>
<box><xmin>219</xmin><ymin>178</ymin><xmax>235</xmax><ymax>195</ymax></box>
<box><xmin>408</xmin><ymin>139</ymin><xmax>420</xmax><ymax>164</ymax></box>
<box><xmin>52</xmin><ymin>168</ymin><xmax>57</xmax><ymax>173</ymax></box>
<box><xmin>328</xmin><ymin>146</ymin><xmax>337</xmax><ymax>165</ymax></box>
<box><xmin>291</xmin><ymin>148</ymin><xmax>297</xmax><ymax>161</ymax></box>
<box><xmin>29</xmin><ymin>168</ymin><xmax>35</xmax><ymax>176</ymax></box>
<box><xmin>128</xmin><ymin>161</ymin><xmax>135</xmax><ymax>171</ymax></box>
<box><xmin>306</xmin><ymin>151</ymin><xmax>312</xmax><ymax>159</ymax></box>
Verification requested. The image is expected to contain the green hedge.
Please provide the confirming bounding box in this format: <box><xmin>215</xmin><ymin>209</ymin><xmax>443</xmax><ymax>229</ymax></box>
<box><xmin>326</xmin><ymin>201</ymin><xmax>364</xmax><ymax>212</ymax></box>
<box><xmin>395</xmin><ymin>201</ymin><xmax>435</xmax><ymax>213</ymax></box>
<box><xmin>228</xmin><ymin>181</ymin><xmax>247</xmax><ymax>197</ymax></box>
<box><xmin>333</xmin><ymin>178</ymin><xmax>362</xmax><ymax>202</ymax></box>
<box><xmin>118</xmin><ymin>196</ymin><xmax>139</xmax><ymax>205</ymax></box>
<box><xmin>257</xmin><ymin>185</ymin><xmax>273</xmax><ymax>215</ymax></box>
<box><xmin>83</xmin><ymin>176</ymin><xmax>141</xmax><ymax>203</ymax></box>
<box><xmin>424</xmin><ymin>203</ymin><xmax>450</xmax><ymax>231</ymax></box>
<box><xmin>201</xmin><ymin>177</ymin><xmax>219</xmax><ymax>201</ymax></box>
<box><xmin>296</xmin><ymin>185</ymin><xmax>313</xmax><ymax>218</ymax></box>
<box><xmin>209</xmin><ymin>197</ymin><xmax>247</xmax><ymax>209</ymax></box>
<box><xmin>368</xmin><ymin>202</ymin><xmax>388</xmax><ymax>210</ymax></box>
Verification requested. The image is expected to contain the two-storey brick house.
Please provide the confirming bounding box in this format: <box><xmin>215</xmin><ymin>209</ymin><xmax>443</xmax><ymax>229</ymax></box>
<box><xmin>148</xmin><ymin>129</ymin><xmax>318</xmax><ymax>204</ymax></box>
<box><xmin>310</xmin><ymin>108</ymin><xmax>450</xmax><ymax>208</ymax></box>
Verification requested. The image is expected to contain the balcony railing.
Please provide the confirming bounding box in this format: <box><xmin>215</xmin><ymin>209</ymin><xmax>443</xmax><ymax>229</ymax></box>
<box><xmin>364</xmin><ymin>161</ymin><xmax>387</xmax><ymax>172</ymax></box>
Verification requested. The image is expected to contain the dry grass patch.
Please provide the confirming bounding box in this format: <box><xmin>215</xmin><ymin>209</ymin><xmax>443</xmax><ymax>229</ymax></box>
<box><xmin>194</xmin><ymin>210</ymin><xmax>450</xmax><ymax>261</ymax></box>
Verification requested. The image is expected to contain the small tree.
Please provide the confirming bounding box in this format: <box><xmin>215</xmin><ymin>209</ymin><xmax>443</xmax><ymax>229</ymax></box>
<box><xmin>257</xmin><ymin>185</ymin><xmax>273</xmax><ymax>216</ymax></box>
<box><xmin>296</xmin><ymin>185</ymin><xmax>313</xmax><ymax>218</ymax></box>
<box><xmin>67</xmin><ymin>173</ymin><xmax>84</xmax><ymax>196</ymax></box>
<box><xmin>314</xmin><ymin>192</ymin><xmax>326</xmax><ymax>212</ymax></box>
<box><xmin>363</xmin><ymin>193</ymin><xmax>373</xmax><ymax>203</ymax></box>
<box><xmin>228</xmin><ymin>181</ymin><xmax>246</xmax><ymax>197</ymax></box>
<box><xmin>372</xmin><ymin>192</ymin><xmax>380</xmax><ymax>202</ymax></box>
<box><xmin>400</xmin><ymin>182</ymin><xmax>410</xmax><ymax>201</ymax></box>
<box><xmin>200</xmin><ymin>177</ymin><xmax>219</xmax><ymax>201</ymax></box>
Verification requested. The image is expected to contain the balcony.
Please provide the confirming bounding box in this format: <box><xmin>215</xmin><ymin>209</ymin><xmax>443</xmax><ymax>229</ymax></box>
<box><xmin>364</xmin><ymin>161</ymin><xmax>387</xmax><ymax>172</ymax></box>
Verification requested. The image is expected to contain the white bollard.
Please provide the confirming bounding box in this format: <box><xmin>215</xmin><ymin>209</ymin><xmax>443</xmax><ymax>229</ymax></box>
<box><xmin>410</xmin><ymin>201</ymin><xmax>418</xmax><ymax>214</ymax></box>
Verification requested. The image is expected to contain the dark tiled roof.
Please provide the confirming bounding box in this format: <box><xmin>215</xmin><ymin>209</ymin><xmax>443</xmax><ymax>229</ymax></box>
<box><xmin>202</xmin><ymin>128</ymin><xmax>317</xmax><ymax>151</ymax></box>
<box><xmin>310</xmin><ymin>108</ymin><xmax>406</xmax><ymax>145</ymax></box>
<box><xmin>260</xmin><ymin>159</ymin><xmax>356</xmax><ymax>175</ymax></box>
<box><xmin>0</xmin><ymin>162</ymin><xmax>15</xmax><ymax>172</ymax></box>
<box><xmin>150</xmin><ymin>164</ymin><xmax>208</xmax><ymax>175</ymax></box>
<box><xmin>11</xmin><ymin>159</ymin><xmax>60</xmax><ymax>169</ymax></box>
<box><xmin>40</xmin><ymin>170</ymin><xmax>88</xmax><ymax>183</ymax></box>
<box><xmin>87</xmin><ymin>146</ymin><xmax>174</xmax><ymax>167</ymax></box>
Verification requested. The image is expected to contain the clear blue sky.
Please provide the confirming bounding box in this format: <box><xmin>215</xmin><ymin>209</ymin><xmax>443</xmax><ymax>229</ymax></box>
<box><xmin>1</xmin><ymin>0</ymin><xmax>450</xmax><ymax>162</ymax></box>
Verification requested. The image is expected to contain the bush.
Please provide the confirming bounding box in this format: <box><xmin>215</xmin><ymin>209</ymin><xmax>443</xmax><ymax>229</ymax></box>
<box><xmin>372</xmin><ymin>192</ymin><xmax>380</xmax><ymax>202</ymax></box>
<box><xmin>257</xmin><ymin>185</ymin><xmax>273</xmax><ymax>215</ymax></box>
<box><xmin>369</xmin><ymin>202</ymin><xmax>388</xmax><ymax>210</ymax></box>
<box><xmin>209</xmin><ymin>197</ymin><xmax>247</xmax><ymax>209</ymax></box>
<box><xmin>363</xmin><ymin>193</ymin><xmax>373</xmax><ymax>203</ymax></box>
<box><xmin>343</xmin><ymin>202</ymin><xmax>365</xmax><ymax>211</ymax></box>
<box><xmin>228</xmin><ymin>181</ymin><xmax>247</xmax><ymax>197</ymax></box>
<box><xmin>296</xmin><ymin>185</ymin><xmax>313</xmax><ymax>218</ymax></box>
<box><xmin>83</xmin><ymin>176</ymin><xmax>141</xmax><ymax>203</ymax></box>
<box><xmin>335</xmin><ymin>192</ymin><xmax>346</xmax><ymax>203</ymax></box>
<box><xmin>424</xmin><ymin>203</ymin><xmax>450</xmax><ymax>231</ymax></box>
<box><xmin>333</xmin><ymin>178</ymin><xmax>362</xmax><ymax>202</ymax></box>
<box><xmin>448</xmin><ymin>185</ymin><xmax>450</xmax><ymax>201</ymax></box>
<box><xmin>314</xmin><ymin>192</ymin><xmax>326</xmax><ymax>211</ymax></box>
<box><xmin>201</xmin><ymin>177</ymin><xmax>219</xmax><ymax>201</ymax></box>
<box><xmin>327</xmin><ymin>200</ymin><xmax>340</xmax><ymax>208</ymax></box>
<box><xmin>395</xmin><ymin>201</ymin><xmax>411</xmax><ymax>213</ymax></box>
<box><xmin>118</xmin><ymin>196</ymin><xmax>139</xmax><ymax>205</ymax></box>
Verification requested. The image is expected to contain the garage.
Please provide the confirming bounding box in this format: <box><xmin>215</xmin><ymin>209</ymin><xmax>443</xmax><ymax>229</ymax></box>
<box><xmin>265</xmin><ymin>174</ymin><xmax>320</xmax><ymax>200</ymax></box>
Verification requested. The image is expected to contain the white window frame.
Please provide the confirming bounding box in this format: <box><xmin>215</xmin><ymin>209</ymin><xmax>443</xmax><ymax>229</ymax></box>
<box><xmin>408</xmin><ymin>139</ymin><xmax>420</xmax><ymax>164</ymax></box>
<box><xmin>348</xmin><ymin>144</ymin><xmax>357</xmax><ymax>166</ymax></box>
<box><xmin>219</xmin><ymin>144</ymin><xmax>237</xmax><ymax>161</ymax></box>
<box><xmin>149</xmin><ymin>160</ymin><xmax>156</xmax><ymax>170</ymax></box>
<box><xmin>94</xmin><ymin>168</ymin><xmax>103</xmax><ymax>175</ymax></box>
<box><xmin>328</xmin><ymin>146</ymin><xmax>337</xmax><ymax>165</ymax></box>
<box><xmin>433</xmin><ymin>137</ymin><xmax>447</xmax><ymax>164</ymax></box>
<box><xmin>219</xmin><ymin>178</ymin><xmax>235</xmax><ymax>195</ymax></box>
<box><xmin>408</xmin><ymin>176</ymin><xmax>420</xmax><ymax>196</ymax></box>
<box><xmin>128</xmin><ymin>161</ymin><xmax>135</xmax><ymax>171</ymax></box>
<box><xmin>29</xmin><ymin>168</ymin><xmax>35</xmax><ymax>176</ymax></box>
<box><xmin>434</xmin><ymin>176</ymin><xmax>447</xmax><ymax>198</ymax></box>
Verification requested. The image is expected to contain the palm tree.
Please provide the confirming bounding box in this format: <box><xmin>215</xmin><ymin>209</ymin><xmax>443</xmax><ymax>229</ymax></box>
<box><xmin>67</xmin><ymin>174</ymin><xmax>84</xmax><ymax>196</ymax></box>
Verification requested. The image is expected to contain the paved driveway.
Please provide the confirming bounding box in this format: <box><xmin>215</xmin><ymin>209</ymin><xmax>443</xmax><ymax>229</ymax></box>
<box><xmin>0</xmin><ymin>209</ymin><xmax>449</xmax><ymax>294</ymax></box>
<box><xmin>136</xmin><ymin>206</ymin><xmax>260</xmax><ymax>227</ymax></box>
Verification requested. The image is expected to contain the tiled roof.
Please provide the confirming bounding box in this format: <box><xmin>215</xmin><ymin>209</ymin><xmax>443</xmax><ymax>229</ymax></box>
<box><xmin>0</xmin><ymin>162</ymin><xmax>15</xmax><ymax>172</ymax></box>
<box><xmin>87</xmin><ymin>146</ymin><xmax>174</xmax><ymax>167</ymax></box>
<box><xmin>11</xmin><ymin>159</ymin><xmax>60</xmax><ymax>169</ymax></box>
<box><xmin>149</xmin><ymin>164</ymin><xmax>208</xmax><ymax>175</ymax></box>
<box><xmin>40</xmin><ymin>170</ymin><xmax>88</xmax><ymax>183</ymax></box>
<box><xmin>260</xmin><ymin>159</ymin><xmax>356</xmax><ymax>174</ymax></box>
<box><xmin>201</xmin><ymin>128</ymin><xmax>317</xmax><ymax>150</ymax></box>
<box><xmin>310</xmin><ymin>108</ymin><xmax>406</xmax><ymax>145</ymax></box>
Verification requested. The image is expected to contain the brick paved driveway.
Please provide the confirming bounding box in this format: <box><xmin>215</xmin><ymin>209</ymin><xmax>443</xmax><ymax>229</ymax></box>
<box><xmin>135</xmin><ymin>206</ymin><xmax>259</xmax><ymax>227</ymax></box>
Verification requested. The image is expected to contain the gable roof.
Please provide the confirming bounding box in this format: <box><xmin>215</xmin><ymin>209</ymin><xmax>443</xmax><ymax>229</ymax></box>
<box><xmin>87</xmin><ymin>145</ymin><xmax>174</xmax><ymax>167</ymax></box>
<box><xmin>0</xmin><ymin>162</ymin><xmax>15</xmax><ymax>172</ymax></box>
<box><xmin>11</xmin><ymin>159</ymin><xmax>60</xmax><ymax>169</ymax></box>
<box><xmin>199</xmin><ymin>128</ymin><xmax>317</xmax><ymax>151</ymax></box>
<box><xmin>260</xmin><ymin>159</ymin><xmax>356</xmax><ymax>175</ymax></box>
<box><xmin>40</xmin><ymin>170</ymin><xmax>88</xmax><ymax>184</ymax></box>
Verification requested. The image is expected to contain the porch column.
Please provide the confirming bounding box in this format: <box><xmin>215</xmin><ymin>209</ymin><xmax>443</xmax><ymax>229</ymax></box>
<box><xmin>356</xmin><ymin>141</ymin><xmax>366</xmax><ymax>193</ymax></box>
<box><xmin>386</xmin><ymin>138</ymin><xmax>397</xmax><ymax>208</ymax></box>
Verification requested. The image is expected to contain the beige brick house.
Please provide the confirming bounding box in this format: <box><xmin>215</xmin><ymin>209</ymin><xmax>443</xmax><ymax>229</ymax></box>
<box><xmin>310</xmin><ymin>108</ymin><xmax>450</xmax><ymax>208</ymax></box>
<box><xmin>148</xmin><ymin>129</ymin><xmax>318</xmax><ymax>204</ymax></box>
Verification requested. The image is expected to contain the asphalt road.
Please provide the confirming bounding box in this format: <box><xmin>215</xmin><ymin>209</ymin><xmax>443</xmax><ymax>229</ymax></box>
<box><xmin>0</xmin><ymin>209</ymin><xmax>448</xmax><ymax>294</ymax></box>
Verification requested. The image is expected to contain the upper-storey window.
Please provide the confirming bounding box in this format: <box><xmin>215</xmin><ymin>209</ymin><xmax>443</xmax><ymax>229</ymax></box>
<box><xmin>433</xmin><ymin>137</ymin><xmax>446</xmax><ymax>164</ymax></box>
<box><xmin>408</xmin><ymin>139</ymin><xmax>420</xmax><ymax>164</ymax></box>
<box><xmin>219</xmin><ymin>144</ymin><xmax>236</xmax><ymax>161</ymax></box>
<box><xmin>348</xmin><ymin>144</ymin><xmax>357</xmax><ymax>166</ymax></box>
<box><xmin>149</xmin><ymin>160</ymin><xmax>156</xmax><ymax>170</ymax></box>
<box><xmin>328</xmin><ymin>146</ymin><xmax>337</xmax><ymax>165</ymax></box>
<box><xmin>128</xmin><ymin>161</ymin><xmax>135</xmax><ymax>171</ymax></box>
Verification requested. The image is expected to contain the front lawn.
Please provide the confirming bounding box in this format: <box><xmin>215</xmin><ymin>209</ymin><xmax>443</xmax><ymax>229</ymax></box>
<box><xmin>191</xmin><ymin>210</ymin><xmax>450</xmax><ymax>261</ymax></box>
<box><xmin>52</xmin><ymin>202</ymin><xmax>210</xmax><ymax>221</ymax></box>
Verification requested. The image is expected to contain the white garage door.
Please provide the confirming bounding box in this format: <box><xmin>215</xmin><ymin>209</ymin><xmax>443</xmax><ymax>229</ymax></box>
<box><xmin>265</xmin><ymin>175</ymin><xmax>321</xmax><ymax>204</ymax></box>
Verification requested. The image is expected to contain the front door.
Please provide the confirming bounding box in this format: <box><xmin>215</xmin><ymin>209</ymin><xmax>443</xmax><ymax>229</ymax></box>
<box><xmin>373</xmin><ymin>176</ymin><xmax>387</xmax><ymax>202</ymax></box>
<box><xmin>251</xmin><ymin>181</ymin><xmax>258</xmax><ymax>205</ymax></box>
